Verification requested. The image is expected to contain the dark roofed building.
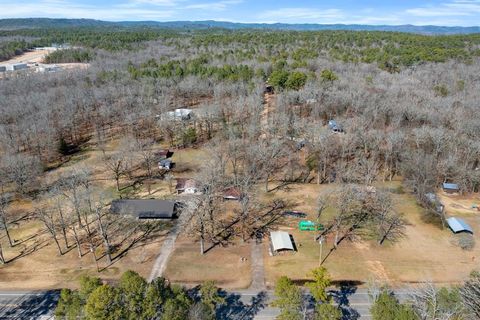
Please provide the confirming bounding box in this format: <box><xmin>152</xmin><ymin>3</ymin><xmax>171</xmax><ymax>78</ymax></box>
<box><xmin>110</xmin><ymin>199</ymin><xmax>177</xmax><ymax>220</ymax></box>
<box><xmin>155</xmin><ymin>149</ymin><xmax>172</xmax><ymax>159</ymax></box>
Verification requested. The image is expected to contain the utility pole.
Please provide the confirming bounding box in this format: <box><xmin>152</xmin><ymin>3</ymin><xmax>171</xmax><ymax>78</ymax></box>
<box><xmin>319</xmin><ymin>236</ymin><xmax>324</xmax><ymax>266</ymax></box>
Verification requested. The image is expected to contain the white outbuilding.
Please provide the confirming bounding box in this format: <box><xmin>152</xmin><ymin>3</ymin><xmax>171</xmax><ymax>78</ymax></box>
<box><xmin>6</xmin><ymin>63</ymin><xmax>28</xmax><ymax>71</ymax></box>
<box><xmin>270</xmin><ymin>231</ymin><xmax>295</xmax><ymax>254</ymax></box>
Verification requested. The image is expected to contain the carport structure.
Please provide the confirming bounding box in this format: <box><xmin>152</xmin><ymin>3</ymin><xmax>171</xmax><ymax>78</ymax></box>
<box><xmin>270</xmin><ymin>231</ymin><xmax>294</xmax><ymax>254</ymax></box>
<box><xmin>446</xmin><ymin>217</ymin><xmax>473</xmax><ymax>234</ymax></box>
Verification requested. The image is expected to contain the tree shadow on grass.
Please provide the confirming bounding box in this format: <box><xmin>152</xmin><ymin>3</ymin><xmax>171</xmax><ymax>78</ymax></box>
<box><xmin>7</xmin><ymin>237</ymin><xmax>50</xmax><ymax>263</ymax></box>
<box><xmin>97</xmin><ymin>222</ymin><xmax>168</xmax><ymax>271</ymax></box>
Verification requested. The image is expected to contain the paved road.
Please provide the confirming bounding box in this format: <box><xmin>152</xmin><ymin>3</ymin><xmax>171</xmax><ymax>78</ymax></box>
<box><xmin>0</xmin><ymin>288</ymin><xmax>410</xmax><ymax>319</ymax></box>
<box><xmin>0</xmin><ymin>290</ymin><xmax>59</xmax><ymax>319</ymax></box>
<box><xmin>222</xmin><ymin>288</ymin><xmax>411</xmax><ymax>319</ymax></box>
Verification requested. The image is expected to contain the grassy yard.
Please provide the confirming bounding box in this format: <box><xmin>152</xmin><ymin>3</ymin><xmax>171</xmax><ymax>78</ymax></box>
<box><xmin>164</xmin><ymin>238</ymin><xmax>252</xmax><ymax>289</ymax></box>
<box><xmin>262</xmin><ymin>181</ymin><xmax>480</xmax><ymax>287</ymax></box>
<box><xmin>0</xmin><ymin>216</ymin><xmax>169</xmax><ymax>290</ymax></box>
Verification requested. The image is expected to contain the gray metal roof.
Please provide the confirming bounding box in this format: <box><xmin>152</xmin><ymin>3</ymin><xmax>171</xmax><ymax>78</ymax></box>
<box><xmin>270</xmin><ymin>231</ymin><xmax>294</xmax><ymax>251</ymax></box>
<box><xmin>110</xmin><ymin>199</ymin><xmax>176</xmax><ymax>219</ymax></box>
<box><xmin>447</xmin><ymin>217</ymin><xmax>473</xmax><ymax>234</ymax></box>
<box><xmin>443</xmin><ymin>183</ymin><xmax>459</xmax><ymax>190</ymax></box>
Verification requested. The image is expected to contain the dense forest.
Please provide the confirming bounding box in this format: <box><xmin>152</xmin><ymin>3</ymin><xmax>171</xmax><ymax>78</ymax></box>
<box><xmin>2</xmin><ymin>26</ymin><xmax>480</xmax><ymax>65</ymax></box>
<box><xmin>0</xmin><ymin>29</ymin><xmax>480</xmax><ymax>244</ymax></box>
<box><xmin>1</xmin><ymin>27</ymin><xmax>480</xmax><ymax>210</ymax></box>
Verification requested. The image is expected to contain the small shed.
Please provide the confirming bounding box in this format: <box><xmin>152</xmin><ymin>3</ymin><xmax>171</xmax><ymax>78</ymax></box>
<box><xmin>166</xmin><ymin>108</ymin><xmax>193</xmax><ymax>121</ymax></box>
<box><xmin>446</xmin><ymin>217</ymin><xmax>473</xmax><ymax>234</ymax></box>
<box><xmin>328</xmin><ymin>120</ymin><xmax>344</xmax><ymax>133</ymax></box>
<box><xmin>223</xmin><ymin>187</ymin><xmax>242</xmax><ymax>200</ymax></box>
<box><xmin>270</xmin><ymin>231</ymin><xmax>294</xmax><ymax>253</ymax></box>
<box><xmin>159</xmin><ymin>159</ymin><xmax>172</xmax><ymax>170</ymax></box>
<box><xmin>176</xmin><ymin>178</ymin><xmax>200</xmax><ymax>194</ymax></box>
<box><xmin>110</xmin><ymin>199</ymin><xmax>177</xmax><ymax>220</ymax></box>
<box><xmin>443</xmin><ymin>183</ymin><xmax>459</xmax><ymax>194</ymax></box>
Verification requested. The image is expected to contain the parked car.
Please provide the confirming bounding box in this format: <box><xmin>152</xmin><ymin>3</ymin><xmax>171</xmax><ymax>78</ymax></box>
<box><xmin>283</xmin><ymin>210</ymin><xmax>307</xmax><ymax>218</ymax></box>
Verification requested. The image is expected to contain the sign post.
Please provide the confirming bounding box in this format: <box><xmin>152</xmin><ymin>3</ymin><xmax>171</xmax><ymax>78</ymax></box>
<box><xmin>319</xmin><ymin>236</ymin><xmax>325</xmax><ymax>266</ymax></box>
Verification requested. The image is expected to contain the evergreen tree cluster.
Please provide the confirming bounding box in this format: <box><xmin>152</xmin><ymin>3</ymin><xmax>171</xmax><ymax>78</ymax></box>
<box><xmin>55</xmin><ymin>271</ymin><xmax>224</xmax><ymax>320</ymax></box>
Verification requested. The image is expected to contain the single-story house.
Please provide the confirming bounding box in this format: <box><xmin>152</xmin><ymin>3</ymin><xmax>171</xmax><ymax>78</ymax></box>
<box><xmin>159</xmin><ymin>159</ymin><xmax>173</xmax><ymax>170</ymax></box>
<box><xmin>110</xmin><ymin>199</ymin><xmax>178</xmax><ymax>220</ymax></box>
<box><xmin>223</xmin><ymin>187</ymin><xmax>242</xmax><ymax>200</ymax></box>
<box><xmin>270</xmin><ymin>231</ymin><xmax>295</xmax><ymax>254</ymax></box>
<box><xmin>175</xmin><ymin>178</ymin><xmax>201</xmax><ymax>194</ymax></box>
<box><xmin>447</xmin><ymin>217</ymin><xmax>473</xmax><ymax>234</ymax></box>
<box><xmin>443</xmin><ymin>183</ymin><xmax>459</xmax><ymax>194</ymax></box>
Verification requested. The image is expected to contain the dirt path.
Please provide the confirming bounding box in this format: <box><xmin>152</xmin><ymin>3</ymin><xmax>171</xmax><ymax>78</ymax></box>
<box><xmin>248</xmin><ymin>240</ymin><xmax>266</xmax><ymax>291</ymax></box>
<box><xmin>260</xmin><ymin>93</ymin><xmax>275</xmax><ymax>137</ymax></box>
<box><xmin>1</xmin><ymin>49</ymin><xmax>52</xmax><ymax>64</ymax></box>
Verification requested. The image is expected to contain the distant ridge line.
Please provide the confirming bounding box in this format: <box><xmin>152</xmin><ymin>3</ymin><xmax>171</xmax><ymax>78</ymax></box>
<box><xmin>1</xmin><ymin>18</ymin><xmax>480</xmax><ymax>34</ymax></box>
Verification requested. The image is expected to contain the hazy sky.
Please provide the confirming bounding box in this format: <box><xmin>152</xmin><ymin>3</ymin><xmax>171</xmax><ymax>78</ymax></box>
<box><xmin>1</xmin><ymin>0</ymin><xmax>480</xmax><ymax>26</ymax></box>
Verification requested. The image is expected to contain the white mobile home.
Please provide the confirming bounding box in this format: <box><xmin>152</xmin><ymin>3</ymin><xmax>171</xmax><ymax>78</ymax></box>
<box><xmin>6</xmin><ymin>63</ymin><xmax>28</xmax><ymax>71</ymax></box>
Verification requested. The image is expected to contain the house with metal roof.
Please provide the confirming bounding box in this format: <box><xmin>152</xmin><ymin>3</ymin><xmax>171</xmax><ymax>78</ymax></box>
<box><xmin>110</xmin><ymin>199</ymin><xmax>178</xmax><ymax>220</ymax></box>
<box><xmin>446</xmin><ymin>217</ymin><xmax>473</xmax><ymax>234</ymax></box>
<box><xmin>443</xmin><ymin>183</ymin><xmax>459</xmax><ymax>194</ymax></box>
<box><xmin>270</xmin><ymin>231</ymin><xmax>295</xmax><ymax>254</ymax></box>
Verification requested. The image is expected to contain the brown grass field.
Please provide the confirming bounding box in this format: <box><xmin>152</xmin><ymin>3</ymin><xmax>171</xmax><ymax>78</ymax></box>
<box><xmin>262</xmin><ymin>181</ymin><xmax>480</xmax><ymax>288</ymax></box>
<box><xmin>164</xmin><ymin>238</ymin><xmax>252</xmax><ymax>289</ymax></box>
<box><xmin>1</xmin><ymin>136</ymin><xmax>480</xmax><ymax>290</ymax></box>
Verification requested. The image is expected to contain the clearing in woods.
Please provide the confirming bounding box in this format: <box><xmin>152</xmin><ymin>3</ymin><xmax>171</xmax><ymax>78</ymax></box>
<box><xmin>0</xmin><ymin>49</ymin><xmax>90</xmax><ymax>70</ymax></box>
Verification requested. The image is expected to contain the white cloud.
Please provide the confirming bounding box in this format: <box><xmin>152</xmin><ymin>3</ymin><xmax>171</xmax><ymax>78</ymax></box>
<box><xmin>257</xmin><ymin>8</ymin><xmax>343</xmax><ymax>22</ymax></box>
<box><xmin>185</xmin><ymin>0</ymin><xmax>242</xmax><ymax>11</ymax></box>
<box><xmin>128</xmin><ymin>0</ymin><xmax>180</xmax><ymax>7</ymax></box>
<box><xmin>0</xmin><ymin>0</ymin><xmax>176</xmax><ymax>20</ymax></box>
<box><xmin>407</xmin><ymin>0</ymin><xmax>480</xmax><ymax>17</ymax></box>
